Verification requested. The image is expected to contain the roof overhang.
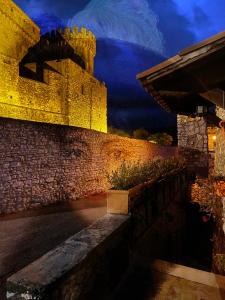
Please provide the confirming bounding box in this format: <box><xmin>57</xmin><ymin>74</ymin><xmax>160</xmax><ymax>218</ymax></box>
<box><xmin>137</xmin><ymin>30</ymin><xmax>225</xmax><ymax>115</ymax></box>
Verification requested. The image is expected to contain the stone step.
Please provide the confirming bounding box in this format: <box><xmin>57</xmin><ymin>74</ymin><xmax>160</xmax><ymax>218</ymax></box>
<box><xmin>152</xmin><ymin>259</ymin><xmax>225</xmax><ymax>300</ymax></box>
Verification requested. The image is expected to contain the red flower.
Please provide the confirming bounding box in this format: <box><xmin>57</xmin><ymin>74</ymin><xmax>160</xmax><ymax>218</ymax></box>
<box><xmin>202</xmin><ymin>215</ymin><xmax>209</xmax><ymax>223</ymax></box>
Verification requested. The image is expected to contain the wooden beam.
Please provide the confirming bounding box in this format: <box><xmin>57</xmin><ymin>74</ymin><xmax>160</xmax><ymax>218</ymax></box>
<box><xmin>136</xmin><ymin>55</ymin><xmax>181</xmax><ymax>80</ymax></box>
<box><xmin>200</xmin><ymin>88</ymin><xmax>225</xmax><ymax>108</ymax></box>
<box><xmin>180</xmin><ymin>30</ymin><xmax>225</xmax><ymax>56</ymax></box>
<box><xmin>158</xmin><ymin>90</ymin><xmax>190</xmax><ymax>97</ymax></box>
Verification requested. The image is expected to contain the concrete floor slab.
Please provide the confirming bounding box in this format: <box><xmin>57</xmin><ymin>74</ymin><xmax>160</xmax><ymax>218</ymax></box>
<box><xmin>0</xmin><ymin>194</ymin><xmax>107</xmax><ymax>278</ymax></box>
<box><xmin>113</xmin><ymin>259</ymin><xmax>225</xmax><ymax>300</ymax></box>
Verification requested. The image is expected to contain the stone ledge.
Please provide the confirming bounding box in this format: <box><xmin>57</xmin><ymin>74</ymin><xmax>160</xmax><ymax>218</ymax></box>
<box><xmin>7</xmin><ymin>214</ymin><xmax>129</xmax><ymax>298</ymax></box>
<box><xmin>153</xmin><ymin>259</ymin><xmax>225</xmax><ymax>290</ymax></box>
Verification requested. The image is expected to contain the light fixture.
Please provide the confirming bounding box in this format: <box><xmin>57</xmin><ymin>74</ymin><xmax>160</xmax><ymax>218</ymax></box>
<box><xmin>196</xmin><ymin>106</ymin><xmax>208</xmax><ymax>114</ymax></box>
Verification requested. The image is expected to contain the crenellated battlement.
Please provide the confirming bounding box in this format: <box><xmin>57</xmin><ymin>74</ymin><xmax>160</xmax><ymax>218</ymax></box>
<box><xmin>39</xmin><ymin>26</ymin><xmax>96</xmax><ymax>74</ymax></box>
<box><xmin>60</xmin><ymin>26</ymin><xmax>96</xmax><ymax>75</ymax></box>
<box><xmin>44</xmin><ymin>27</ymin><xmax>95</xmax><ymax>41</ymax></box>
<box><xmin>59</xmin><ymin>27</ymin><xmax>95</xmax><ymax>40</ymax></box>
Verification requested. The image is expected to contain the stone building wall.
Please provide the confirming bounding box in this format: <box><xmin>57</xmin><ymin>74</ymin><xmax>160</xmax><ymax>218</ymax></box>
<box><xmin>215</xmin><ymin>129</ymin><xmax>225</xmax><ymax>177</ymax></box>
<box><xmin>0</xmin><ymin>117</ymin><xmax>178</xmax><ymax>215</ymax></box>
<box><xmin>216</xmin><ymin>106</ymin><xmax>225</xmax><ymax>120</ymax></box>
<box><xmin>0</xmin><ymin>0</ymin><xmax>107</xmax><ymax>133</ymax></box>
<box><xmin>215</xmin><ymin>106</ymin><xmax>225</xmax><ymax>176</ymax></box>
<box><xmin>177</xmin><ymin>114</ymin><xmax>208</xmax><ymax>176</ymax></box>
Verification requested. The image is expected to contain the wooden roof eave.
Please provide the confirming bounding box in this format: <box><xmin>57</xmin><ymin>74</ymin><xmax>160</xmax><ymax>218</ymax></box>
<box><xmin>137</xmin><ymin>35</ymin><xmax>225</xmax><ymax>84</ymax></box>
<box><xmin>147</xmin><ymin>85</ymin><xmax>172</xmax><ymax>112</ymax></box>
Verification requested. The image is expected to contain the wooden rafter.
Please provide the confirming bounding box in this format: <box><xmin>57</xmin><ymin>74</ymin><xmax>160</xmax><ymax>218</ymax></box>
<box><xmin>200</xmin><ymin>89</ymin><xmax>225</xmax><ymax>108</ymax></box>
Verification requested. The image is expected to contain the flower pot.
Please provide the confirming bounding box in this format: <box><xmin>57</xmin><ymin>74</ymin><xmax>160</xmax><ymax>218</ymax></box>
<box><xmin>107</xmin><ymin>182</ymin><xmax>150</xmax><ymax>215</ymax></box>
<box><xmin>107</xmin><ymin>190</ymin><xmax>129</xmax><ymax>215</ymax></box>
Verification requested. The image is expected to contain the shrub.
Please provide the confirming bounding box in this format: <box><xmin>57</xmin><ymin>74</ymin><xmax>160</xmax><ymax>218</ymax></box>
<box><xmin>148</xmin><ymin>132</ymin><xmax>173</xmax><ymax>146</ymax></box>
<box><xmin>108</xmin><ymin>126</ymin><xmax>131</xmax><ymax>138</ymax></box>
<box><xmin>133</xmin><ymin>128</ymin><xmax>150</xmax><ymax>140</ymax></box>
<box><xmin>107</xmin><ymin>157</ymin><xmax>185</xmax><ymax>190</ymax></box>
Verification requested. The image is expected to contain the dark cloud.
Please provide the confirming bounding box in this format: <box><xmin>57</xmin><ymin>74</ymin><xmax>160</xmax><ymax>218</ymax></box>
<box><xmin>95</xmin><ymin>38</ymin><xmax>176</xmax><ymax>131</ymax></box>
<box><xmin>192</xmin><ymin>5</ymin><xmax>211</xmax><ymax>27</ymax></box>
<box><xmin>14</xmin><ymin>0</ymin><xmax>90</xmax><ymax>19</ymax></box>
<box><xmin>37</xmin><ymin>0</ymin><xmax>90</xmax><ymax>19</ymax></box>
<box><xmin>108</xmin><ymin>106</ymin><xmax>176</xmax><ymax>132</ymax></box>
<box><xmin>33</xmin><ymin>14</ymin><xmax>65</xmax><ymax>33</ymax></box>
<box><xmin>15</xmin><ymin>0</ymin><xmax>27</xmax><ymax>7</ymax></box>
<box><xmin>151</xmin><ymin>0</ymin><xmax>197</xmax><ymax>56</ymax></box>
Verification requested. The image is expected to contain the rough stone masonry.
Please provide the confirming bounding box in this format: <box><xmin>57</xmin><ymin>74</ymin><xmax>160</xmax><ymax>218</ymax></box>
<box><xmin>0</xmin><ymin>117</ymin><xmax>177</xmax><ymax>215</ymax></box>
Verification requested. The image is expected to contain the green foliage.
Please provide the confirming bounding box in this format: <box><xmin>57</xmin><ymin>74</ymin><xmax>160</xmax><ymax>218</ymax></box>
<box><xmin>107</xmin><ymin>157</ymin><xmax>185</xmax><ymax>190</ymax></box>
<box><xmin>107</xmin><ymin>127</ymin><xmax>173</xmax><ymax>145</ymax></box>
<box><xmin>133</xmin><ymin>128</ymin><xmax>150</xmax><ymax>140</ymax></box>
<box><xmin>148</xmin><ymin>132</ymin><xmax>173</xmax><ymax>145</ymax></box>
<box><xmin>214</xmin><ymin>254</ymin><xmax>225</xmax><ymax>275</ymax></box>
<box><xmin>108</xmin><ymin>126</ymin><xmax>131</xmax><ymax>138</ymax></box>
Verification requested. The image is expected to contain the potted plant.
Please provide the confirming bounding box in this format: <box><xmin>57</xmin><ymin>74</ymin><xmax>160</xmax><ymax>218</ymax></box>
<box><xmin>107</xmin><ymin>157</ymin><xmax>185</xmax><ymax>215</ymax></box>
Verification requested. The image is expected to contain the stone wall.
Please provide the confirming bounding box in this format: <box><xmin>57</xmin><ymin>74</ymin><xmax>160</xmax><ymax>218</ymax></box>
<box><xmin>214</xmin><ymin>129</ymin><xmax>225</xmax><ymax>177</ymax></box>
<box><xmin>0</xmin><ymin>0</ymin><xmax>40</xmax><ymax>61</ymax></box>
<box><xmin>0</xmin><ymin>117</ymin><xmax>178</xmax><ymax>215</ymax></box>
<box><xmin>216</xmin><ymin>106</ymin><xmax>225</xmax><ymax>120</ymax></box>
<box><xmin>191</xmin><ymin>178</ymin><xmax>225</xmax><ymax>275</ymax></box>
<box><xmin>212</xmin><ymin>106</ymin><xmax>225</xmax><ymax>176</ymax></box>
<box><xmin>211</xmin><ymin>183</ymin><xmax>225</xmax><ymax>275</ymax></box>
<box><xmin>177</xmin><ymin>115</ymin><xmax>208</xmax><ymax>153</ymax></box>
<box><xmin>177</xmin><ymin>114</ymin><xmax>208</xmax><ymax>176</ymax></box>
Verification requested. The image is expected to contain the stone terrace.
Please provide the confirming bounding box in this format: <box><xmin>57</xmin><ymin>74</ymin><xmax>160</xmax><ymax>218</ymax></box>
<box><xmin>0</xmin><ymin>193</ymin><xmax>106</xmax><ymax>280</ymax></box>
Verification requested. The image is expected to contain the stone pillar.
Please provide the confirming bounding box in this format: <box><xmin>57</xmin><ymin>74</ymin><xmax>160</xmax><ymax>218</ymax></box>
<box><xmin>216</xmin><ymin>106</ymin><xmax>225</xmax><ymax>120</ymax></box>
<box><xmin>215</xmin><ymin>129</ymin><xmax>225</xmax><ymax>177</ymax></box>
<box><xmin>177</xmin><ymin>114</ymin><xmax>208</xmax><ymax>176</ymax></box>
<box><xmin>215</xmin><ymin>106</ymin><xmax>225</xmax><ymax>177</ymax></box>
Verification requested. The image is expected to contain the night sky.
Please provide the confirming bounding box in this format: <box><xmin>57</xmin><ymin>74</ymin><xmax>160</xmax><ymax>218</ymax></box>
<box><xmin>15</xmin><ymin>0</ymin><xmax>225</xmax><ymax>133</ymax></box>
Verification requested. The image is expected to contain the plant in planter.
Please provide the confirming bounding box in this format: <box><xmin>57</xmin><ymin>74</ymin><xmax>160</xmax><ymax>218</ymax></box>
<box><xmin>107</xmin><ymin>157</ymin><xmax>185</xmax><ymax>214</ymax></box>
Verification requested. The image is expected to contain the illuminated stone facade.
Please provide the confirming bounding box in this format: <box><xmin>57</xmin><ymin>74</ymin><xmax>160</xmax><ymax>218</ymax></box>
<box><xmin>0</xmin><ymin>0</ymin><xmax>107</xmax><ymax>132</ymax></box>
<box><xmin>0</xmin><ymin>117</ymin><xmax>177</xmax><ymax>215</ymax></box>
<box><xmin>177</xmin><ymin>115</ymin><xmax>208</xmax><ymax>153</ymax></box>
<box><xmin>214</xmin><ymin>107</ymin><xmax>225</xmax><ymax>176</ymax></box>
<box><xmin>177</xmin><ymin>114</ymin><xmax>209</xmax><ymax>176</ymax></box>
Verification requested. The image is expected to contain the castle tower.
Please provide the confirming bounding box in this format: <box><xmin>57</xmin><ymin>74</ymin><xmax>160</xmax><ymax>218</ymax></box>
<box><xmin>0</xmin><ymin>1</ymin><xmax>107</xmax><ymax>133</ymax></box>
<box><xmin>0</xmin><ymin>0</ymin><xmax>40</xmax><ymax>62</ymax></box>
<box><xmin>0</xmin><ymin>0</ymin><xmax>40</xmax><ymax>110</ymax></box>
<box><xmin>61</xmin><ymin>26</ymin><xmax>96</xmax><ymax>75</ymax></box>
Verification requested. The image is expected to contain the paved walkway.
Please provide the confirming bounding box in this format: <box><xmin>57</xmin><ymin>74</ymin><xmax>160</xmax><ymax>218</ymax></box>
<box><xmin>0</xmin><ymin>193</ymin><xmax>107</xmax><ymax>278</ymax></box>
<box><xmin>113</xmin><ymin>259</ymin><xmax>225</xmax><ymax>300</ymax></box>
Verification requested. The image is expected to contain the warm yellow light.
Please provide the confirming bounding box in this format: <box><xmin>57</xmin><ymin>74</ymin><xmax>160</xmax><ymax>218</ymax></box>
<box><xmin>0</xmin><ymin>1</ymin><xmax>107</xmax><ymax>133</ymax></box>
<box><xmin>213</xmin><ymin>135</ymin><xmax>217</xmax><ymax>141</ymax></box>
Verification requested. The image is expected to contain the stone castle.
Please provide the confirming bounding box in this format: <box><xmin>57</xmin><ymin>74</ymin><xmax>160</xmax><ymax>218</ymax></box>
<box><xmin>0</xmin><ymin>0</ymin><xmax>175</xmax><ymax>217</ymax></box>
<box><xmin>0</xmin><ymin>0</ymin><xmax>107</xmax><ymax>132</ymax></box>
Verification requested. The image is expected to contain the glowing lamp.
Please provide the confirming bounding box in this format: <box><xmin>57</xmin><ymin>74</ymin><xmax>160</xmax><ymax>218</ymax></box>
<box><xmin>196</xmin><ymin>106</ymin><xmax>208</xmax><ymax>114</ymax></box>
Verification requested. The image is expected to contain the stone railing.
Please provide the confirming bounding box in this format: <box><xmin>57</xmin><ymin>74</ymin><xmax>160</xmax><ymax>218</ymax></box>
<box><xmin>7</xmin><ymin>168</ymin><xmax>188</xmax><ymax>299</ymax></box>
<box><xmin>128</xmin><ymin>167</ymin><xmax>188</xmax><ymax>240</ymax></box>
<box><xmin>7</xmin><ymin>214</ymin><xmax>131</xmax><ymax>300</ymax></box>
